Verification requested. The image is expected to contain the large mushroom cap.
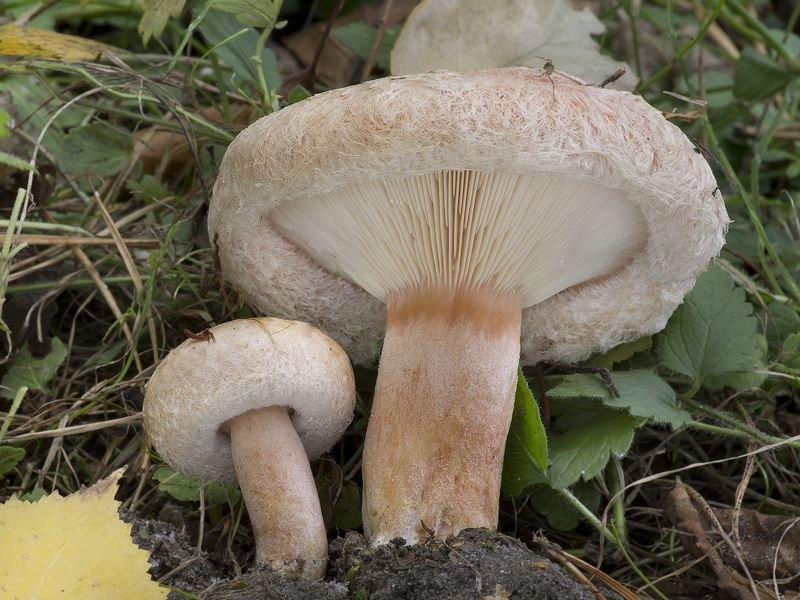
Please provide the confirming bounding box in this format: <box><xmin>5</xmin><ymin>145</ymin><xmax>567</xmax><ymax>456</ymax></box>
<box><xmin>210</xmin><ymin>67</ymin><xmax>728</xmax><ymax>365</ymax></box>
<box><xmin>143</xmin><ymin>318</ymin><xmax>355</xmax><ymax>482</ymax></box>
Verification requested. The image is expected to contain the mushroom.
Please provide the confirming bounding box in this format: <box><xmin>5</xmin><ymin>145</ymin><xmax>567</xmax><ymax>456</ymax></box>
<box><xmin>143</xmin><ymin>318</ymin><xmax>355</xmax><ymax>579</ymax></box>
<box><xmin>208</xmin><ymin>68</ymin><xmax>728</xmax><ymax>544</ymax></box>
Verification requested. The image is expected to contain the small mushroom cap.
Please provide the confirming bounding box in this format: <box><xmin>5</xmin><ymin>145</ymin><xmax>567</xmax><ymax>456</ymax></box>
<box><xmin>210</xmin><ymin>68</ymin><xmax>728</xmax><ymax>365</ymax></box>
<box><xmin>143</xmin><ymin>318</ymin><xmax>355</xmax><ymax>482</ymax></box>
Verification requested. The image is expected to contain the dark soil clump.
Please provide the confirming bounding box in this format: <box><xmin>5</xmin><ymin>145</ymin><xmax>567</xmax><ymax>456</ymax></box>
<box><xmin>196</xmin><ymin>528</ymin><xmax>621</xmax><ymax>600</ymax></box>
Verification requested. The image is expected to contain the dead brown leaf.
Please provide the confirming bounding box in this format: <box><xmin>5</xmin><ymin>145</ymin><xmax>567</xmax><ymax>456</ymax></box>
<box><xmin>664</xmin><ymin>477</ymin><xmax>799</xmax><ymax>599</ymax></box>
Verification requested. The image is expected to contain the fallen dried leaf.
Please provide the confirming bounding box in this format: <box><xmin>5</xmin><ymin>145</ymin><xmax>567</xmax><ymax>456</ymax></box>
<box><xmin>662</xmin><ymin>477</ymin><xmax>799</xmax><ymax>600</ymax></box>
<box><xmin>0</xmin><ymin>24</ymin><xmax>115</xmax><ymax>61</ymax></box>
<box><xmin>0</xmin><ymin>469</ymin><xmax>167</xmax><ymax>599</ymax></box>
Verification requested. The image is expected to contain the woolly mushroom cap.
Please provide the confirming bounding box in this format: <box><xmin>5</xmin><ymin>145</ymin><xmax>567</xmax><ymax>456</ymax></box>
<box><xmin>209</xmin><ymin>67</ymin><xmax>728</xmax><ymax>366</ymax></box>
<box><xmin>144</xmin><ymin>318</ymin><xmax>355</xmax><ymax>482</ymax></box>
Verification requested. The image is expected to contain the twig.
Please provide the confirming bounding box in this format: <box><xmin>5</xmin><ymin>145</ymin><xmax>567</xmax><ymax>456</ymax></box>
<box><xmin>359</xmin><ymin>0</ymin><xmax>395</xmax><ymax>82</ymax></box>
<box><xmin>731</xmin><ymin>405</ymin><xmax>757</xmax><ymax>553</ymax></box>
<box><xmin>280</xmin><ymin>0</ymin><xmax>347</xmax><ymax>95</ymax></box>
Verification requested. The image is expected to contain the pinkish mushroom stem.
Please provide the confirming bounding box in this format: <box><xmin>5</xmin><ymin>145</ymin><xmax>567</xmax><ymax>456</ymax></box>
<box><xmin>227</xmin><ymin>405</ymin><xmax>327</xmax><ymax>579</ymax></box>
<box><xmin>363</xmin><ymin>284</ymin><xmax>522</xmax><ymax>544</ymax></box>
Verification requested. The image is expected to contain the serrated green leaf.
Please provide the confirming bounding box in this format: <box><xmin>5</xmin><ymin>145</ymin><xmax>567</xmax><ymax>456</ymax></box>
<box><xmin>549</xmin><ymin>373</ymin><xmax>608</xmax><ymax>399</ymax></box>
<box><xmin>0</xmin><ymin>446</ymin><xmax>25</xmax><ymax>478</ymax></box>
<box><xmin>152</xmin><ymin>466</ymin><xmax>240</xmax><ymax>504</ymax></box>
<box><xmin>200</xmin><ymin>10</ymin><xmax>281</xmax><ymax>94</ymax></box>
<box><xmin>61</xmin><ymin>123</ymin><xmax>133</xmax><ymax>177</ymax></box>
<box><xmin>547</xmin><ymin>411</ymin><xmax>643</xmax><ymax>489</ymax></box>
<box><xmin>657</xmin><ymin>264</ymin><xmax>758</xmax><ymax>392</ymax></box>
<box><xmin>604</xmin><ymin>371</ymin><xmax>690</xmax><ymax>428</ymax></box>
<box><xmin>0</xmin><ymin>339</ymin><xmax>67</xmax><ymax>400</ymax></box>
<box><xmin>550</xmin><ymin>370</ymin><xmax>689</xmax><ymax>429</ymax></box>
<box><xmin>19</xmin><ymin>489</ymin><xmax>47</xmax><ymax>502</ymax></box>
<box><xmin>704</xmin><ymin>334</ymin><xmax>768</xmax><ymax>391</ymax></box>
<box><xmin>334</xmin><ymin>23</ymin><xmax>402</xmax><ymax>72</ymax></box>
<box><xmin>733</xmin><ymin>47</ymin><xmax>796</xmax><ymax>101</ymax></box>
<box><xmin>138</xmin><ymin>0</ymin><xmax>186</xmax><ymax>45</ymax></box>
<box><xmin>502</xmin><ymin>368</ymin><xmax>548</xmax><ymax>495</ymax></box>
<box><xmin>212</xmin><ymin>0</ymin><xmax>281</xmax><ymax>29</ymax></box>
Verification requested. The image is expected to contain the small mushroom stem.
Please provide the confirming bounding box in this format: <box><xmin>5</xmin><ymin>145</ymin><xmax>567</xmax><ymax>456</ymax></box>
<box><xmin>227</xmin><ymin>405</ymin><xmax>328</xmax><ymax>579</ymax></box>
<box><xmin>362</xmin><ymin>284</ymin><xmax>522</xmax><ymax>544</ymax></box>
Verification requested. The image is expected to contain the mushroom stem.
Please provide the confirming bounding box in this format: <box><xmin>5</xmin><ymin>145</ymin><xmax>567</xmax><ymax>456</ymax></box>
<box><xmin>227</xmin><ymin>405</ymin><xmax>328</xmax><ymax>579</ymax></box>
<box><xmin>362</xmin><ymin>284</ymin><xmax>522</xmax><ymax>544</ymax></box>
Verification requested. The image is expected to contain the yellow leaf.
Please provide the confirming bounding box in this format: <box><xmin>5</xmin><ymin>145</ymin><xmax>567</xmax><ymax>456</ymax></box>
<box><xmin>0</xmin><ymin>469</ymin><xmax>168</xmax><ymax>600</ymax></box>
<box><xmin>0</xmin><ymin>24</ymin><xmax>115</xmax><ymax>62</ymax></box>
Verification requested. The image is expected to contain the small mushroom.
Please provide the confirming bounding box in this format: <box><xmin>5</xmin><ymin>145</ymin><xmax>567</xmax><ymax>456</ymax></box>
<box><xmin>143</xmin><ymin>318</ymin><xmax>355</xmax><ymax>579</ymax></box>
<box><xmin>208</xmin><ymin>68</ymin><xmax>728</xmax><ymax>544</ymax></box>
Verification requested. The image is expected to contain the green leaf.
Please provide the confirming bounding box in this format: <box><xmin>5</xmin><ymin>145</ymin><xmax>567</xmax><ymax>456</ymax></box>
<box><xmin>605</xmin><ymin>371</ymin><xmax>691</xmax><ymax>428</ymax></box>
<box><xmin>551</xmin><ymin>371</ymin><xmax>691</xmax><ymax>429</ymax></box>
<box><xmin>502</xmin><ymin>368</ymin><xmax>548</xmax><ymax>496</ymax></box>
<box><xmin>777</xmin><ymin>332</ymin><xmax>800</xmax><ymax>372</ymax></box>
<box><xmin>581</xmin><ymin>337</ymin><xmax>652</xmax><ymax>369</ymax></box>
<box><xmin>733</xmin><ymin>47</ymin><xmax>796</xmax><ymax>101</ymax></box>
<box><xmin>85</xmin><ymin>340</ymin><xmax>127</xmax><ymax>368</ymax></box>
<box><xmin>200</xmin><ymin>11</ymin><xmax>281</xmax><ymax>94</ymax></box>
<box><xmin>334</xmin><ymin>23</ymin><xmax>402</xmax><ymax>72</ymax></box>
<box><xmin>19</xmin><ymin>489</ymin><xmax>47</xmax><ymax>503</ymax></box>
<box><xmin>152</xmin><ymin>466</ymin><xmax>240</xmax><ymax>504</ymax></box>
<box><xmin>138</xmin><ymin>0</ymin><xmax>187</xmax><ymax>46</ymax></box>
<box><xmin>328</xmin><ymin>479</ymin><xmax>361</xmax><ymax>532</ymax></box>
<box><xmin>704</xmin><ymin>334</ymin><xmax>768</xmax><ymax>391</ymax></box>
<box><xmin>525</xmin><ymin>481</ymin><xmax>601</xmax><ymax>531</ymax></box>
<box><xmin>548</xmin><ymin>374</ymin><xmax>607</xmax><ymax>399</ymax></box>
<box><xmin>657</xmin><ymin>264</ymin><xmax>758</xmax><ymax>392</ymax></box>
<box><xmin>0</xmin><ymin>108</ymin><xmax>9</xmax><ymax>137</ymax></box>
<box><xmin>212</xmin><ymin>0</ymin><xmax>281</xmax><ymax>29</ymax></box>
<box><xmin>287</xmin><ymin>85</ymin><xmax>311</xmax><ymax>105</ymax></box>
<box><xmin>61</xmin><ymin>123</ymin><xmax>134</xmax><ymax>178</ymax></box>
<box><xmin>0</xmin><ymin>446</ymin><xmax>25</xmax><ymax>478</ymax></box>
<box><xmin>0</xmin><ymin>150</ymin><xmax>36</xmax><ymax>173</ymax></box>
<box><xmin>764</xmin><ymin>300</ymin><xmax>800</xmax><ymax>356</ymax></box>
<box><xmin>0</xmin><ymin>339</ymin><xmax>67</xmax><ymax>400</ymax></box>
<box><xmin>547</xmin><ymin>411</ymin><xmax>643</xmax><ymax>489</ymax></box>
<box><xmin>127</xmin><ymin>174</ymin><xmax>170</xmax><ymax>202</ymax></box>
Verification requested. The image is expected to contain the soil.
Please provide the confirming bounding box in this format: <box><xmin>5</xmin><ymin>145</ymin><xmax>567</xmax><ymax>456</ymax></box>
<box><xmin>131</xmin><ymin>517</ymin><xmax>621</xmax><ymax>600</ymax></box>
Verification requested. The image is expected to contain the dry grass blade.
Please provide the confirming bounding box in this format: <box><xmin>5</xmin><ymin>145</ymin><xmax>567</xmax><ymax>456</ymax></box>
<box><xmin>4</xmin><ymin>413</ymin><xmax>142</xmax><ymax>442</ymax></box>
<box><xmin>547</xmin><ymin>549</ymin><xmax>642</xmax><ymax>600</ymax></box>
<box><xmin>533</xmin><ymin>534</ymin><xmax>641</xmax><ymax>600</ymax></box>
<box><xmin>88</xmin><ymin>176</ymin><xmax>159</xmax><ymax>364</ymax></box>
<box><xmin>0</xmin><ymin>235</ymin><xmax>160</xmax><ymax>248</ymax></box>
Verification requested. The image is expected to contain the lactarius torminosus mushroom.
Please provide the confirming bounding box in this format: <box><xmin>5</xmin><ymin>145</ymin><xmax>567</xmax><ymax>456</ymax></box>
<box><xmin>143</xmin><ymin>318</ymin><xmax>355</xmax><ymax>579</ymax></box>
<box><xmin>208</xmin><ymin>68</ymin><xmax>728</xmax><ymax>544</ymax></box>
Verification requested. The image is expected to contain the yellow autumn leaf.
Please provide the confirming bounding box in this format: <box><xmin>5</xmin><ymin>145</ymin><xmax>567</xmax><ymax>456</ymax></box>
<box><xmin>0</xmin><ymin>469</ymin><xmax>167</xmax><ymax>600</ymax></box>
<box><xmin>0</xmin><ymin>24</ymin><xmax>115</xmax><ymax>61</ymax></box>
